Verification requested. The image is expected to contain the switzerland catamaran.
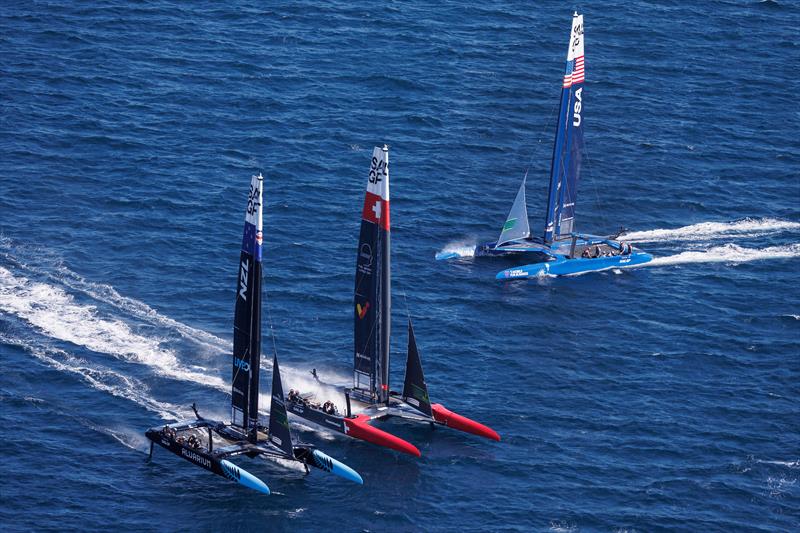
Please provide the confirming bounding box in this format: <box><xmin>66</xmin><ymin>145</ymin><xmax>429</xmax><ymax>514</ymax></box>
<box><xmin>286</xmin><ymin>146</ymin><xmax>500</xmax><ymax>456</ymax></box>
<box><xmin>145</xmin><ymin>174</ymin><xmax>362</xmax><ymax>494</ymax></box>
<box><xmin>436</xmin><ymin>13</ymin><xmax>652</xmax><ymax>279</ymax></box>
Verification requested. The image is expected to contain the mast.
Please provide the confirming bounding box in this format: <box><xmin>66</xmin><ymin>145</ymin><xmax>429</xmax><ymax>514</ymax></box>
<box><xmin>543</xmin><ymin>13</ymin><xmax>585</xmax><ymax>242</ymax></box>
<box><xmin>231</xmin><ymin>174</ymin><xmax>263</xmax><ymax>442</ymax></box>
<box><xmin>353</xmin><ymin>145</ymin><xmax>391</xmax><ymax>404</ymax></box>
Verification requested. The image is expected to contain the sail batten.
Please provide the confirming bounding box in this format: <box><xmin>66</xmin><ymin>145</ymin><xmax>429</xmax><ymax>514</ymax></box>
<box><xmin>354</xmin><ymin>146</ymin><xmax>391</xmax><ymax>404</ymax></box>
<box><xmin>231</xmin><ymin>174</ymin><xmax>263</xmax><ymax>440</ymax></box>
<box><xmin>544</xmin><ymin>13</ymin><xmax>585</xmax><ymax>242</ymax></box>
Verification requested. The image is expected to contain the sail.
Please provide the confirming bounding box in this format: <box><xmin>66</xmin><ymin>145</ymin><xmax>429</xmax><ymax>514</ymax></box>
<box><xmin>402</xmin><ymin>320</ymin><xmax>432</xmax><ymax>417</ymax></box>
<box><xmin>353</xmin><ymin>145</ymin><xmax>391</xmax><ymax>404</ymax></box>
<box><xmin>231</xmin><ymin>174</ymin><xmax>263</xmax><ymax>441</ymax></box>
<box><xmin>543</xmin><ymin>13</ymin><xmax>585</xmax><ymax>242</ymax></box>
<box><xmin>497</xmin><ymin>177</ymin><xmax>531</xmax><ymax>246</ymax></box>
<box><xmin>268</xmin><ymin>353</ymin><xmax>294</xmax><ymax>457</ymax></box>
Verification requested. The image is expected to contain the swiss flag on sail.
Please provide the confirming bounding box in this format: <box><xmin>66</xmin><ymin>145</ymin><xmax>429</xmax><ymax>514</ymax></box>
<box><xmin>362</xmin><ymin>191</ymin><xmax>390</xmax><ymax>231</ymax></box>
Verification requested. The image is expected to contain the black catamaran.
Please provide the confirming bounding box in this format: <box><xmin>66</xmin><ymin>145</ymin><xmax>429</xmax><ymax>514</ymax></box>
<box><xmin>286</xmin><ymin>146</ymin><xmax>500</xmax><ymax>456</ymax></box>
<box><xmin>145</xmin><ymin>174</ymin><xmax>362</xmax><ymax>494</ymax></box>
<box><xmin>435</xmin><ymin>13</ymin><xmax>652</xmax><ymax>279</ymax></box>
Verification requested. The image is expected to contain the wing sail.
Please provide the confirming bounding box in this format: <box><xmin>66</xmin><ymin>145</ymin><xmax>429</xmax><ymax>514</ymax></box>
<box><xmin>231</xmin><ymin>174</ymin><xmax>263</xmax><ymax>440</ymax></box>
<box><xmin>544</xmin><ymin>13</ymin><xmax>585</xmax><ymax>242</ymax></box>
<box><xmin>353</xmin><ymin>146</ymin><xmax>391</xmax><ymax>404</ymax></box>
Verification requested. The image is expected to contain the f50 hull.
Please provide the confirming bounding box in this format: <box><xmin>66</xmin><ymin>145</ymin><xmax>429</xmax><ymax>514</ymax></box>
<box><xmin>497</xmin><ymin>250</ymin><xmax>652</xmax><ymax>279</ymax></box>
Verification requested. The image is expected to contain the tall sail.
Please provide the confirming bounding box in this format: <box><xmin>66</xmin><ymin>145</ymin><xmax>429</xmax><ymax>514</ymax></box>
<box><xmin>354</xmin><ymin>145</ymin><xmax>391</xmax><ymax>404</ymax></box>
<box><xmin>497</xmin><ymin>177</ymin><xmax>531</xmax><ymax>246</ymax></box>
<box><xmin>231</xmin><ymin>174</ymin><xmax>263</xmax><ymax>441</ymax></box>
<box><xmin>402</xmin><ymin>320</ymin><xmax>432</xmax><ymax>417</ymax></box>
<box><xmin>543</xmin><ymin>13</ymin><xmax>585</xmax><ymax>242</ymax></box>
<box><xmin>268</xmin><ymin>353</ymin><xmax>294</xmax><ymax>457</ymax></box>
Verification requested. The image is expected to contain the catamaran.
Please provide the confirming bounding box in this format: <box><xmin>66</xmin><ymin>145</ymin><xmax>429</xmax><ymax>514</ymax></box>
<box><xmin>286</xmin><ymin>146</ymin><xmax>500</xmax><ymax>456</ymax></box>
<box><xmin>436</xmin><ymin>12</ymin><xmax>652</xmax><ymax>279</ymax></box>
<box><xmin>145</xmin><ymin>174</ymin><xmax>362</xmax><ymax>494</ymax></box>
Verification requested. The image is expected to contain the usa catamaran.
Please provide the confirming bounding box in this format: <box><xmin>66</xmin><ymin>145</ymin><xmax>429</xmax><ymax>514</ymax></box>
<box><xmin>145</xmin><ymin>174</ymin><xmax>362</xmax><ymax>494</ymax></box>
<box><xmin>286</xmin><ymin>146</ymin><xmax>500</xmax><ymax>456</ymax></box>
<box><xmin>436</xmin><ymin>12</ymin><xmax>652</xmax><ymax>279</ymax></box>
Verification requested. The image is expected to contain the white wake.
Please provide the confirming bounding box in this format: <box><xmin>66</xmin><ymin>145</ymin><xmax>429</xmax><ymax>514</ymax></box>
<box><xmin>436</xmin><ymin>240</ymin><xmax>477</xmax><ymax>259</ymax></box>
<box><xmin>0</xmin><ymin>266</ymin><xmax>226</xmax><ymax>391</ymax></box>
<box><xmin>623</xmin><ymin>218</ymin><xmax>800</xmax><ymax>243</ymax></box>
<box><xmin>0</xmin><ymin>333</ymin><xmax>185</xmax><ymax>420</ymax></box>
<box><xmin>647</xmin><ymin>243</ymin><xmax>800</xmax><ymax>267</ymax></box>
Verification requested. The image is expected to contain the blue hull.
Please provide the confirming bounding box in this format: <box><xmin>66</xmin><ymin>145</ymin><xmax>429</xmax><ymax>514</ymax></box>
<box><xmin>496</xmin><ymin>251</ymin><xmax>653</xmax><ymax>280</ymax></box>
<box><xmin>311</xmin><ymin>449</ymin><xmax>364</xmax><ymax>485</ymax></box>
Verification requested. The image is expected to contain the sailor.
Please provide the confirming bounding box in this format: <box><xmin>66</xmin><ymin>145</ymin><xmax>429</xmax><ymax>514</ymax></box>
<box><xmin>620</xmin><ymin>242</ymin><xmax>630</xmax><ymax>255</ymax></box>
<box><xmin>593</xmin><ymin>245</ymin><xmax>601</xmax><ymax>258</ymax></box>
<box><xmin>581</xmin><ymin>248</ymin><xmax>591</xmax><ymax>258</ymax></box>
<box><xmin>322</xmin><ymin>401</ymin><xmax>335</xmax><ymax>414</ymax></box>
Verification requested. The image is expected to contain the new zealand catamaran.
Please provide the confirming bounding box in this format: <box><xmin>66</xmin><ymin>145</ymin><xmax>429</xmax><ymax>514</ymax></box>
<box><xmin>145</xmin><ymin>174</ymin><xmax>362</xmax><ymax>494</ymax></box>
<box><xmin>286</xmin><ymin>146</ymin><xmax>500</xmax><ymax>456</ymax></box>
<box><xmin>436</xmin><ymin>13</ymin><xmax>652</xmax><ymax>278</ymax></box>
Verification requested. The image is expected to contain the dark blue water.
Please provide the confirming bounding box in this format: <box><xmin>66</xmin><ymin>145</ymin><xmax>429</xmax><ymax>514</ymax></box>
<box><xmin>2</xmin><ymin>1</ymin><xmax>798</xmax><ymax>531</ymax></box>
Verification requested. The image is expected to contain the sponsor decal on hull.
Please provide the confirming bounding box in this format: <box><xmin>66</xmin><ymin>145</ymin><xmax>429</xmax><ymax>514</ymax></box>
<box><xmin>181</xmin><ymin>447</ymin><xmax>211</xmax><ymax>469</ymax></box>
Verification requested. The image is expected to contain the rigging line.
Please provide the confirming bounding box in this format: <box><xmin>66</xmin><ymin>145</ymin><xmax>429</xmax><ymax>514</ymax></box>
<box><xmin>581</xmin><ymin>136</ymin><xmax>610</xmax><ymax>233</ymax></box>
<box><xmin>262</xmin><ymin>287</ymin><xmax>280</xmax><ymax>361</ymax></box>
<box><xmin>522</xmin><ymin>100</ymin><xmax>559</xmax><ymax>180</ymax></box>
<box><xmin>399</xmin><ymin>289</ymin><xmax>411</xmax><ymax>324</ymax></box>
<box><xmin>262</xmin><ymin>285</ymin><xmax>324</xmax><ymax>399</ymax></box>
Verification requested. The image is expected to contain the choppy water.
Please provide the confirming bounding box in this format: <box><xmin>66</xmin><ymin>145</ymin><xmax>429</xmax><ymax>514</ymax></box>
<box><xmin>1</xmin><ymin>1</ymin><xmax>798</xmax><ymax>531</ymax></box>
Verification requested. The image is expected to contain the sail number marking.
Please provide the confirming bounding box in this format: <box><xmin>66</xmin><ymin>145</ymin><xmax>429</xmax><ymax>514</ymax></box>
<box><xmin>238</xmin><ymin>259</ymin><xmax>249</xmax><ymax>300</ymax></box>
<box><xmin>246</xmin><ymin>182</ymin><xmax>261</xmax><ymax>215</ymax></box>
<box><xmin>368</xmin><ymin>157</ymin><xmax>387</xmax><ymax>184</ymax></box>
<box><xmin>573</xmin><ymin>87</ymin><xmax>583</xmax><ymax>127</ymax></box>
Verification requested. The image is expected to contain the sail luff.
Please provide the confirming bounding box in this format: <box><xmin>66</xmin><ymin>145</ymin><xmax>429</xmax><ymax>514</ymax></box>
<box><xmin>379</xmin><ymin>147</ymin><xmax>391</xmax><ymax>405</ymax></box>
<box><xmin>354</xmin><ymin>146</ymin><xmax>391</xmax><ymax>404</ymax></box>
<box><xmin>231</xmin><ymin>174</ymin><xmax>263</xmax><ymax>440</ymax></box>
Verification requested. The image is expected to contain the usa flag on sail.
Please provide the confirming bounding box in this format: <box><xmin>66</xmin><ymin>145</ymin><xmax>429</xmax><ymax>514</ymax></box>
<box><xmin>562</xmin><ymin>13</ymin><xmax>584</xmax><ymax>88</ymax></box>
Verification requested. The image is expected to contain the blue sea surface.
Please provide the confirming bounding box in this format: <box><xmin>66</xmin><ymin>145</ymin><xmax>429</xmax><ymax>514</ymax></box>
<box><xmin>1</xmin><ymin>1</ymin><xmax>798</xmax><ymax>531</ymax></box>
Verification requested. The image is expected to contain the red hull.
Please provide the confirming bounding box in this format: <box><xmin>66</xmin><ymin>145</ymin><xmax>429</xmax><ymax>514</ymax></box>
<box><xmin>344</xmin><ymin>414</ymin><xmax>421</xmax><ymax>457</ymax></box>
<box><xmin>431</xmin><ymin>404</ymin><xmax>500</xmax><ymax>441</ymax></box>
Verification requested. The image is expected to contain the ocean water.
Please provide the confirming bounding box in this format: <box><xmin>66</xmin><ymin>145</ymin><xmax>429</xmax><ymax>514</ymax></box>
<box><xmin>1</xmin><ymin>1</ymin><xmax>798</xmax><ymax>531</ymax></box>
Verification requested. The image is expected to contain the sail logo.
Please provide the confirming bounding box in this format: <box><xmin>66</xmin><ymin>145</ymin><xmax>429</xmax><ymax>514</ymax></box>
<box><xmin>359</xmin><ymin>243</ymin><xmax>373</xmax><ymax>265</ymax></box>
<box><xmin>234</xmin><ymin>357</ymin><xmax>250</xmax><ymax>372</ymax></box>
<box><xmin>573</xmin><ymin>87</ymin><xmax>583</xmax><ymax>126</ymax></box>
<box><xmin>356</xmin><ymin>301</ymin><xmax>370</xmax><ymax>319</ymax></box>
<box><xmin>238</xmin><ymin>260</ymin><xmax>249</xmax><ymax>300</ymax></box>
